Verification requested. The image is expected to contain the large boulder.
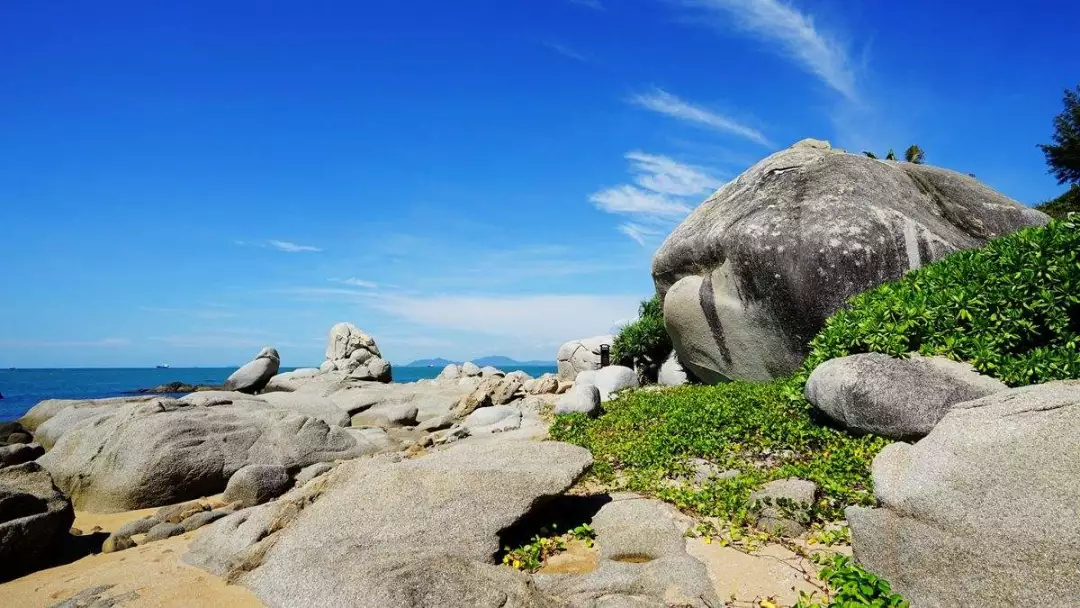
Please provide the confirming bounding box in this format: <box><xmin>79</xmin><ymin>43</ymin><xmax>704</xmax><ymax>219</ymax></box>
<box><xmin>555</xmin><ymin>383</ymin><xmax>601</xmax><ymax>416</ymax></box>
<box><xmin>847</xmin><ymin>381</ymin><xmax>1080</xmax><ymax>606</ymax></box>
<box><xmin>321</xmin><ymin>322</ymin><xmax>392</xmax><ymax>383</ymax></box>
<box><xmin>805</xmin><ymin>352</ymin><xmax>1008</xmax><ymax>439</ymax></box>
<box><xmin>263</xmin><ymin>368</ymin><xmax>320</xmax><ymax>393</ymax></box>
<box><xmin>586</xmin><ymin>366</ymin><xmax>639</xmax><ymax>402</ymax></box>
<box><xmin>35</xmin><ymin>396</ymin><xmax>363</xmax><ymax>512</ymax></box>
<box><xmin>185</xmin><ymin>440</ymin><xmax>592</xmax><ymax>607</ymax></box>
<box><xmin>223</xmin><ymin>347</ymin><xmax>280</xmax><ymax>394</ymax></box>
<box><xmin>0</xmin><ymin>462</ymin><xmax>75</xmax><ymax>576</ymax></box>
<box><xmin>556</xmin><ymin>335</ymin><xmax>614</xmax><ymax>381</ymax></box>
<box><xmin>653</xmin><ymin>139</ymin><xmax>1049</xmax><ymax>383</ymax></box>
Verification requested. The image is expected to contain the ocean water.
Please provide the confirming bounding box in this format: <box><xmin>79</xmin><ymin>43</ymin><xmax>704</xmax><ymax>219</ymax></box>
<box><xmin>0</xmin><ymin>364</ymin><xmax>557</xmax><ymax>422</ymax></box>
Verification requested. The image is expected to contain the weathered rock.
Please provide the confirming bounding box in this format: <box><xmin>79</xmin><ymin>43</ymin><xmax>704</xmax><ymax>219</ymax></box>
<box><xmin>527</xmin><ymin>375</ymin><xmax>559</xmax><ymax>395</ymax></box>
<box><xmin>454</xmin><ymin>378</ymin><xmax>502</xmax><ymax>418</ymax></box>
<box><xmin>554</xmin><ymin>383</ymin><xmax>601</xmax><ymax>416</ymax></box>
<box><xmin>326</xmin><ymin>381</ymin><xmax>469</xmax><ymax>422</ymax></box>
<box><xmin>417</xmin><ymin>413</ymin><xmax>454</xmax><ymax>433</ymax></box>
<box><xmin>181</xmin><ymin>509</ymin><xmax>230</xmax><ymax>533</ymax></box>
<box><xmin>224</xmin><ymin>465</ymin><xmax>292</xmax><ymax>508</ymax></box>
<box><xmin>535</xmin><ymin>494</ymin><xmax>718</xmax><ymax>607</ymax></box>
<box><xmin>263</xmin><ymin>368</ymin><xmax>320</xmax><ymax>393</ymax></box>
<box><xmin>749</xmin><ymin>478</ymin><xmax>818</xmax><ymax>537</ymax></box>
<box><xmin>256</xmin><ymin>391</ymin><xmax>351</xmax><ymax>427</ymax></box>
<box><xmin>806</xmin><ymin>352</ymin><xmax>1008</xmax><ymax>439</ymax></box>
<box><xmin>6</xmin><ymin>432</ymin><xmax>31</xmax><ymax>445</ymax></box>
<box><xmin>102</xmin><ymin>534</ymin><xmax>136</xmax><ymax>553</ymax></box>
<box><xmin>491</xmin><ymin>377</ymin><xmax>523</xmax><ymax>406</ymax></box>
<box><xmin>320</xmin><ymin>323</ymin><xmax>391</xmax><ymax>383</ymax></box>
<box><xmin>326</xmin><ymin>322</ymin><xmax>379</xmax><ymax>361</ymax></box>
<box><xmin>223</xmin><ymin>347</ymin><xmax>281</xmax><ymax>394</ymax></box>
<box><xmin>345</xmin><ymin>427</ymin><xmax>399</xmax><ymax>455</ymax></box>
<box><xmin>294</xmin><ymin>462</ymin><xmax>334</xmax><ymax>486</ymax></box>
<box><xmin>658</xmin><ymin>351</ymin><xmax>690</xmax><ymax>386</ymax></box>
<box><xmin>461</xmin><ymin>361</ymin><xmax>482</xmax><ymax>377</ymax></box>
<box><xmin>437</xmin><ymin>363</ymin><xmax>461</xmax><ymax>380</ymax></box>
<box><xmin>557</xmin><ymin>335</ymin><xmax>614</xmax><ymax>381</ymax></box>
<box><xmin>0</xmin><ymin>443</ymin><xmax>44</xmax><ymax>468</ymax></box>
<box><xmin>591</xmin><ymin>366</ymin><xmax>639</xmax><ymax>402</ymax></box>
<box><xmin>505</xmin><ymin>370</ymin><xmax>532</xmax><ymax>383</ymax></box>
<box><xmin>479</xmin><ymin>366</ymin><xmax>504</xmax><ymax>379</ymax></box>
<box><xmin>0</xmin><ymin>462</ymin><xmax>75</xmax><ymax>574</ymax></box>
<box><xmin>351</xmin><ymin>402</ymin><xmax>418</xmax><ymax>428</ymax></box>
<box><xmin>654</xmin><ymin>139</ymin><xmax>1049</xmax><ymax>383</ymax></box>
<box><xmin>463</xmin><ymin>406</ymin><xmax>522</xmax><ymax>434</ymax></box>
<box><xmin>20</xmin><ymin>395</ymin><xmax>157</xmax><ymax>438</ymax></box>
<box><xmin>36</xmin><ymin>396</ymin><xmax>363</xmax><ymax>511</ymax></box>
<box><xmin>156</xmin><ymin>500</ymin><xmax>209</xmax><ymax>524</ymax></box>
<box><xmin>848</xmin><ymin>380</ymin><xmax>1080</xmax><ymax>607</ymax></box>
<box><xmin>115</xmin><ymin>516</ymin><xmax>159</xmax><ymax>538</ymax></box>
<box><xmin>185</xmin><ymin>441</ymin><xmax>592</xmax><ymax>607</ymax></box>
<box><xmin>349</xmin><ymin>356</ymin><xmax>393</xmax><ymax>383</ymax></box>
<box><xmin>145</xmin><ymin>521</ymin><xmax>185</xmax><ymax>542</ymax></box>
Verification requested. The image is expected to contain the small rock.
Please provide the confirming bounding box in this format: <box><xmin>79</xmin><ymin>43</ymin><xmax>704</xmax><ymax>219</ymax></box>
<box><xmin>6</xmin><ymin>432</ymin><xmax>31</xmax><ymax>445</ymax></box>
<box><xmin>490</xmin><ymin>377</ymin><xmax>523</xmax><ymax>406</ymax></box>
<box><xmin>351</xmin><ymin>403</ymin><xmax>418</xmax><ymax>428</ymax></box>
<box><xmin>155</xmin><ymin>500</ymin><xmax>209</xmax><ymax>524</ymax></box>
<box><xmin>463</xmin><ymin>405</ymin><xmax>522</xmax><ymax>433</ymax></box>
<box><xmin>528</xmin><ymin>375</ymin><xmax>559</xmax><ymax>395</ymax></box>
<box><xmin>115</xmin><ymin>516</ymin><xmax>160</xmax><ymax>538</ymax></box>
<box><xmin>294</xmin><ymin>462</ymin><xmax>335</xmax><ymax>486</ymax></box>
<box><xmin>437</xmin><ymin>363</ymin><xmax>461</xmax><ymax>380</ymax></box>
<box><xmin>180</xmin><ymin>509</ymin><xmax>229</xmax><ymax>533</ymax></box>
<box><xmin>461</xmin><ymin>362</ymin><xmax>481</xmax><ymax>377</ymax></box>
<box><xmin>223</xmin><ymin>464</ymin><xmax>291</xmax><ymax>508</ymax></box>
<box><xmin>417</xmin><ymin>413</ymin><xmax>454</xmax><ymax>432</ymax></box>
<box><xmin>555</xmin><ymin>383</ymin><xmax>601</xmax><ymax>416</ymax></box>
<box><xmin>0</xmin><ymin>442</ymin><xmax>44</xmax><ymax>468</ymax></box>
<box><xmin>144</xmin><ymin>522</ymin><xmax>185</xmax><ymax>542</ymax></box>
<box><xmin>69</xmin><ymin>527</ymin><xmax>83</xmax><ymax>536</ymax></box>
<box><xmin>749</xmin><ymin>478</ymin><xmax>818</xmax><ymax>537</ymax></box>
<box><xmin>102</xmin><ymin>534</ymin><xmax>136</xmax><ymax>553</ymax></box>
<box><xmin>658</xmin><ymin>352</ymin><xmax>690</xmax><ymax>386</ymax></box>
<box><xmin>592</xmin><ymin>366</ymin><xmax>639</xmax><ymax>402</ymax></box>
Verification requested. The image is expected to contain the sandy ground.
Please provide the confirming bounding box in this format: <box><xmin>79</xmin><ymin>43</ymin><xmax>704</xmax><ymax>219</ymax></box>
<box><xmin>0</xmin><ymin>499</ymin><xmax>263</xmax><ymax>608</ymax></box>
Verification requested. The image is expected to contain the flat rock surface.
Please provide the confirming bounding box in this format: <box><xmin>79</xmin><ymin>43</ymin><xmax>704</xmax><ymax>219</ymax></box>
<box><xmin>36</xmin><ymin>396</ymin><xmax>362</xmax><ymax>512</ymax></box>
<box><xmin>186</xmin><ymin>440</ymin><xmax>592</xmax><ymax>607</ymax></box>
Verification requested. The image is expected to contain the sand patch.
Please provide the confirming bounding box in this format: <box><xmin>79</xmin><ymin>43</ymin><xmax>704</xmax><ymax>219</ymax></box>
<box><xmin>536</xmin><ymin>538</ymin><xmax>598</xmax><ymax>575</ymax></box>
<box><xmin>0</xmin><ymin>532</ymin><xmax>262</xmax><ymax>608</ymax></box>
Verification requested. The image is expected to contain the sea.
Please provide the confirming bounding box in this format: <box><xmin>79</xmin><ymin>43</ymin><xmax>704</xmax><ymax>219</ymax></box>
<box><xmin>0</xmin><ymin>365</ymin><xmax>558</xmax><ymax>422</ymax></box>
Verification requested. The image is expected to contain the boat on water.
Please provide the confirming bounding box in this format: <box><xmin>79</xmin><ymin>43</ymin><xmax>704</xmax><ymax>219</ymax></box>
<box><xmin>156</xmin><ymin>363</ymin><xmax>170</xmax><ymax>369</ymax></box>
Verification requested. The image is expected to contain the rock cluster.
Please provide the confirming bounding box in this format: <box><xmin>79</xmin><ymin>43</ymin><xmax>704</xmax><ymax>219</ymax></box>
<box><xmin>654</xmin><ymin>139</ymin><xmax>1049</xmax><ymax>383</ymax></box>
<box><xmin>320</xmin><ymin>322</ymin><xmax>392</xmax><ymax>382</ymax></box>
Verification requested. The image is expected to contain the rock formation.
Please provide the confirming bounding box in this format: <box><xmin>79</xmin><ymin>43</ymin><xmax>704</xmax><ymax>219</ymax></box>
<box><xmin>0</xmin><ymin>462</ymin><xmax>74</xmax><ymax>577</ymax></box>
<box><xmin>319</xmin><ymin>322</ymin><xmax>392</xmax><ymax>382</ymax></box>
<box><xmin>847</xmin><ymin>381</ymin><xmax>1080</xmax><ymax>606</ymax></box>
<box><xmin>653</xmin><ymin>139</ymin><xmax>1049</xmax><ymax>383</ymax></box>
<box><xmin>556</xmin><ymin>335</ymin><xmax>614</xmax><ymax>381</ymax></box>
<box><xmin>223</xmin><ymin>347</ymin><xmax>280</xmax><ymax>394</ymax></box>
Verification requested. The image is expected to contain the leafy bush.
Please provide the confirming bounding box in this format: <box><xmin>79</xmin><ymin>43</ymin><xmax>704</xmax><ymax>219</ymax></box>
<box><xmin>1037</xmin><ymin>184</ymin><xmax>1080</xmax><ymax>219</ymax></box>
<box><xmin>797</xmin><ymin>219</ymin><xmax>1080</xmax><ymax>388</ymax></box>
<box><xmin>550</xmin><ymin>380</ymin><xmax>890</xmax><ymax>523</ymax></box>
<box><xmin>501</xmin><ymin>523</ymin><xmax>596</xmax><ymax>572</ymax></box>
<box><xmin>610</xmin><ymin>295</ymin><xmax>671</xmax><ymax>381</ymax></box>
<box><xmin>796</xmin><ymin>554</ymin><xmax>909</xmax><ymax>608</ymax></box>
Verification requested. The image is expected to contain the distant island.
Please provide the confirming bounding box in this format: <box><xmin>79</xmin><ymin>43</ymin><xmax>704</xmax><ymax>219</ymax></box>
<box><xmin>404</xmin><ymin>356</ymin><xmax>555</xmax><ymax>367</ymax></box>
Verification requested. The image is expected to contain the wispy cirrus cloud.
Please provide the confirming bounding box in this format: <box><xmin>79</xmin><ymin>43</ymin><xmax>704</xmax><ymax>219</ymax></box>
<box><xmin>590</xmin><ymin>151</ymin><xmax>723</xmax><ymax>246</ymax></box>
<box><xmin>544</xmin><ymin>41</ymin><xmax>588</xmax><ymax>62</ymax></box>
<box><xmin>630</xmin><ymin>88</ymin><xmax>772</xmax><ymax>146</ymax></box>
<box><xmin>331</xmin><ymin>277</ymin><xmax>379</xmax><ymax>289</ymax></box>
<box><xmin>590</xmin><ymin>185</ymin><xmax>691</xmax><ymax>218</ymax></box>
<box><xmin>617</xmin><ymin>223</ymin><xmax>662</xmax><ymax>246</ymax></box>
<box><xmin>235</xmin><ymin>239</ymin><xmax>323</xmax><ymax>253</ymax></box>
<box><xmin>676</xmin><ymin>0</ymin><xmax>857</xmax><ymax>100</ymax></box>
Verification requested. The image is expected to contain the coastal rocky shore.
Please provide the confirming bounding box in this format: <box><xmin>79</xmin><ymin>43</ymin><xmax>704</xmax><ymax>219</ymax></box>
<box><xmin>2</xmin><ymin>140</ymin><xmax>1073</xmax><ymax>607</ymax></box>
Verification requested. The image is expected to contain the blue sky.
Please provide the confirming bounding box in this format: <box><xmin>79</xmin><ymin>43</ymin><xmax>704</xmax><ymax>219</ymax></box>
<box><xmin>1</xmin><ymin>0</ymin><xmax>1075</xmax><ymax>368</ymax></box>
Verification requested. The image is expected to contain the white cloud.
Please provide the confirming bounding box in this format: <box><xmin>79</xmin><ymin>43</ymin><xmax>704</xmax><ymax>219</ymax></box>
<box><xmin>589</xmin><ymin>185</ymin><xmax>691</xmax><ymax>218</ymax></box>
<box><xmin>371</xmin><ymin>294</ymin><xmax>641</xmax><ymax>343</ymax></box>
<box><xmin>140</xmin><ymin>306</ymin><xmax>238</xmax><ymax>319</ymax></box>
<box><xmin>679</xmin><ymin>0</ymin><xmax>857</xmax><ymax>100</ymax></box>
<box><xmin>617</xmin><ymin>223</ymin><xmax>662</xmax><ymax>247</ymax></box>
<box><xmin>630</xmin><ymin>89</ymin><xmax>772</xmax><ymax>146</ymax></box>
<box><xmin>626</xmin><ymin>151</ymin><xmax>722</xmax><ymax>196</ymax></box>
<box><xmin>333</xmin><ymin>277</ymin><xmax>379</xmax><ymax>289</ymax></box>
<box><xmin>235</xmin><ymin>239</ymin><xmax>323</xmax><ymax>253</ymax></box>
<box><xmin>268</xmin><ymin>240</ymin><xmax>322</xmax><ymax>253</ymax></box>
<box><xmin>544</xmin><ymin>41</ymin><xmax>587</xmax><ymax>62</ymax></box>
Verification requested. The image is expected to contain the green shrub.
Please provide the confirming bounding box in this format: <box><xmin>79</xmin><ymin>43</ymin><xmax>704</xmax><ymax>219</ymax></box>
<box><xmin>550</xmin><ymin>380</ymin><xmax>890</xmax><ymax>522</ymax></box>
<box><xmin>610</xmin><ymin>295</ymin><xmax>671</xmax><ymax>381</ymax></box>
<box><xmin>797</xmin><ymin>218</ymin><xmax>1080</xmax><ymax>388</ymax></box>
<box><xmin>796</xmin><ymin>554</ymin><xmax>909</xmax><ymax>608</ymax></box>
<box><xmin>1036</xmin><ymin>184</ymin><xmax>1080</xmax><ymax>219</ymax></box>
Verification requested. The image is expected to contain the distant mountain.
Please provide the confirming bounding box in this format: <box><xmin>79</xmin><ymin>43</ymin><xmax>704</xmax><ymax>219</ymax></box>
<box><xmin>403</xmin><ymin>356</ymin><xmax>555</xmax><ymax>368</ymax></box>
